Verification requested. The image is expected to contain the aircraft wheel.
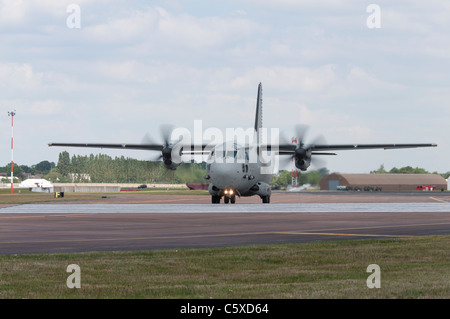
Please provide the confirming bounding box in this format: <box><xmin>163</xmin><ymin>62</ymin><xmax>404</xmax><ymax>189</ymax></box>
<box><xmin>224</xmin><ymin>196</ymin><xmax>229</xmax><ymax>204</ymax></box>
<box><xmin>230</xmin><ymin>196</ymin><xmax>236</xmax><ymax>204</ymax></box>
<box><xmin>212</xmin><ymin>196</ymin><xmax>220</xmax><ymax>204</ymax></box>
<box><xmin>262</xmin><ymin>195</ymin><xmax>270</xmax><ymax>203</ymax></box>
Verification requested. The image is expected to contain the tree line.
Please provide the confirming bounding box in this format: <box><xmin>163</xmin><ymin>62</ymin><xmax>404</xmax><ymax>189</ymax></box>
<box><xmin>54</xmin><ymin>151</ymin><xmax>181</xmax><ymax>183</ymax></box>
<box><xmin>370</xmin><ymin>164</ymin><xmax>450</xmax><ymax>179</ymax></box>
<box><xmin>271</xmin><ymin>168</ymin><xmax>330</xmax><ymax>189</ymax></box>
<box><xmin>2</xmin><ymin>152</ymin><xmax>448</xmax><ymax>186</ymax></box>
<box><xmin>0</xmin><ymin>161</ymin><xmax>56</xmax><ymax>180</ymax></box>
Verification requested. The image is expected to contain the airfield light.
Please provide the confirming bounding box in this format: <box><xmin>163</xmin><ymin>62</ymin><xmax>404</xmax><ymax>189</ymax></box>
<box><xmin>7</xmin><ymin>110</ymin><xmax>16</xmax><ymax>195</ymax></box>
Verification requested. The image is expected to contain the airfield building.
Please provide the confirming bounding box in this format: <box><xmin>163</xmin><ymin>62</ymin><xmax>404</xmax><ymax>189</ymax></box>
<box><xmin>319</xmin><ymin>173</ymin><xmax>447</xmax><ymax>191</ymax></box>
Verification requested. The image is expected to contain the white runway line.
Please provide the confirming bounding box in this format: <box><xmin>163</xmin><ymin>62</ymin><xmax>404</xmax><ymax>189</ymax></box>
<box><xmin>1</xmin><ymin>202</ymin><xmax>450</xmax><ymax>213</ymax></box>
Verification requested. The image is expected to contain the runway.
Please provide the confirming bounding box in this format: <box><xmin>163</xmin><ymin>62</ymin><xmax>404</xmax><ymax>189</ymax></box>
<box><xmin>1</xmin><ymin>202</ymin><xmax>450</xmax><ymax>213</ymax></box>
<box><xmin>0</xmin><ymin>193</ymin><xmax>449</xmax><ymax>254</ymax></box>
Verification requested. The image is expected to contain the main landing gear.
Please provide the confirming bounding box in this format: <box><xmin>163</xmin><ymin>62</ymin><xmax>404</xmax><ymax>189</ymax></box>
<box><xmin>261</xmin><ymin>195</ymin><xmax>270</xmax><ymax>203</ymax></box>
<box><xmin>212</xmin><ymin>194</ymin><xmax>270</xmax><ymax>204</ymax></box>
<box><xmin>211</xmin><ymin>195</ymin><xmax>221</xmax><ymax>204</ymax></box>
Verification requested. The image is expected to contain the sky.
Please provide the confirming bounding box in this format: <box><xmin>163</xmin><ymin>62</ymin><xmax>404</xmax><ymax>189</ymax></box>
<box><xmin>0</xmin><ymin>0</ymin><xmax>449</xmax><ymax>174</ymax></box>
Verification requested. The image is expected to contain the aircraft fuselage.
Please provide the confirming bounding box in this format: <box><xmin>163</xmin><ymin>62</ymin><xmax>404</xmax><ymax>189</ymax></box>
<box><xmin>206</xmin><ymin>142</ymin><xmax>273</xmax><ymax>203</ymax></box>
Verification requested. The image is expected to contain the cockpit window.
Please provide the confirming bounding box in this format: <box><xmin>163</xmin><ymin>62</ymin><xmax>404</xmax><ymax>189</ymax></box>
<box><xmin>208</xmin><ymin>143</ymin><xmax>247</xmax><ymax>163</ymax></box>
<box><xmin>227</xmin><ymin>150</ymin><xmax>237</xmax><ymax>158</ymax></box>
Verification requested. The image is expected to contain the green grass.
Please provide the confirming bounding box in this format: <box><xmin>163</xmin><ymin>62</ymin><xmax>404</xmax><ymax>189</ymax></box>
<box><xmin>0</xmin><ymin>190</ymin><xmax>105</xmax><ymax>204</ymax></box>
<box><xmin>0</xmin><ymin>236</ymin><xmax>448</xmax><ymax>299</ymax></box>
<box><xmin>136</xmin><ymin>189</ymin><xmax>209</xmax><ymax>195</ymax></box>
<box><xmin>0</xmin><ymin>188</ymin><xmax>209</xmax><ymax>204</ymax></box>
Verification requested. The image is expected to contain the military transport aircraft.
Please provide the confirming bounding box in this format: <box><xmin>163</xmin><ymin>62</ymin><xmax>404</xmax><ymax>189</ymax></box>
<box><xmin>49</xmin><ymin>83</ymin><xmax>437</xmax><ymax>204</ymax></box>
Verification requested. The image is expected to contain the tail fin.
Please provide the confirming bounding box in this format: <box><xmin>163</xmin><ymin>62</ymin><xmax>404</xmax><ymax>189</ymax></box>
<box><xmin>254</xmin><ymin>82</ymin><xmax>263</xmax><ymax>145</ymax></box>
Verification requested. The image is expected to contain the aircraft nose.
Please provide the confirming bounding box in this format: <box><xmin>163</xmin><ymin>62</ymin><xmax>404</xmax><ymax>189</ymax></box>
<box><xmin>209</xmin><ymin>163</ymin><xmax>243</xmax><ymax>189</ymax></box>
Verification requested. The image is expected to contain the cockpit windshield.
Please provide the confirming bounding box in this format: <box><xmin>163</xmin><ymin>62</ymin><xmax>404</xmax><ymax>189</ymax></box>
<box><xmin>227</xmin><ymin>150</ymin><xmax>238</xmax><ymax>158</ymax></box>
<box><xmin>208</xmin><ymin>143</ymin><xmax>249</xmax><ymax>163</ymax></box>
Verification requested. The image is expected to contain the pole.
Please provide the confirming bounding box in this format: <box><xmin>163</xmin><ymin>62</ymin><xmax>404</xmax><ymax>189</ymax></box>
<box><xmin>8</xmin><ymin>110</ymin><xmax>15</xmax><ymax>194</ymax></box>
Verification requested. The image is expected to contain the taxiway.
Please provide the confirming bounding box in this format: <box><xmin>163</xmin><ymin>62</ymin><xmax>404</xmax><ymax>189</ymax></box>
<box><xmin>0</xmin><ymin>192</ymin><xmax>449</xmax><ymax>254</ymax></box>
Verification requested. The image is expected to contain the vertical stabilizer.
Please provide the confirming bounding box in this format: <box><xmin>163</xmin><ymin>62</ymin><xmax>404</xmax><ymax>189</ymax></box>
<box><xmin>254</xmin><ymin>82</ymin><xmax>263</xmax><ymax>145</ymax></box>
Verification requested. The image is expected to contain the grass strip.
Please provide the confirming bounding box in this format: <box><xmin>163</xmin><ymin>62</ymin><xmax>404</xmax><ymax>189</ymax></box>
<box><xmin>0</xmin><ymin>235</ymin><xmax>448</xmax><ymax>299</ymax></box>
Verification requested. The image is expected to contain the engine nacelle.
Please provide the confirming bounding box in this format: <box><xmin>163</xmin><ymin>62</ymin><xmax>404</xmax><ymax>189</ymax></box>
<box><xmin>163</xmin><ymin>161</ymin><xmax>181</xmax><ymax>170</ymax></box>
<box><xmin>294</xmin><ymin>147</ymin><xmax>311</xmax><ymax>171</ymax></box>
<box><xmin>162</xmin><ymin>145</ymin><xmax>182</xmax><ymax>170</ymax></box>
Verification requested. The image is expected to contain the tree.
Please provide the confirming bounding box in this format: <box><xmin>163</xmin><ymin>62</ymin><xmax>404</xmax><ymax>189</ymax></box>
<box><xmin>35</xmin><ymin>161</ymin><xmax>54</xmax><ymax>174</ymax></box>
<box><xmin>57</xmin><ymin>151</ymin><xmax>71</xmax><ymax>176</ymax></box>
<box><xmin>370</xmin><ymin>164</ymin><xmax>388</xmax><ymax>174</ymax></box>
<box><xmin>44</xmin><ymin>168</ymin><xmax>63</xmax><ymax>183</ymax></box>
<box><xmin>270</xmin><ymin>170</ymin><xmax>292</xmax><ymax>189</ymax></box>
<box><xmin>299</xmin><ymin>170</ymin><xmax>321</xmax><ymax>185</ymax></box>
<box><xmin>371</xmin><ymin>165</ymin><xmax>431</xmax><ymax>175</ymax></box>
<box><xmin>389</xmin><ymin>166</ymin><xmax>429</xmax><ymax>174</ymax></box>
<box><xmin>3</xmin><ymin>162</ymin><xmax>23</xmax><ymax>175</ymax></box>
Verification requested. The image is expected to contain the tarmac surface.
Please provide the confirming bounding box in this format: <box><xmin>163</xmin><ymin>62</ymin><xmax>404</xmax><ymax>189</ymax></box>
<box><xmin>0</xmin><ymin>191</ymin><xmax>449</xmax><ymax>254</ymax></box>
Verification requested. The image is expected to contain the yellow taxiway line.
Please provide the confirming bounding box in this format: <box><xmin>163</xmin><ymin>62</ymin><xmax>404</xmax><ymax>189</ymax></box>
<box><xmin>429</xmin><ymin>196</ymin><xmax>449</xmax><ymax>203</ymax></box>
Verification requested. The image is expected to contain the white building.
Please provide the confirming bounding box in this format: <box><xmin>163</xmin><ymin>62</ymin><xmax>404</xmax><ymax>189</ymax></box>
<box><xmin>19</xmin><ymin>179</ymin><xmax>54</xmax><ymax>193</ymax></box>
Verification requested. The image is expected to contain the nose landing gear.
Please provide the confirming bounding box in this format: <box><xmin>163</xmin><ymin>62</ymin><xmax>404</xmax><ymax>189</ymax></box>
<box><xmin>211</xmin><ymin>189</ymin><xmax>236</xmax><ymax>204</ymax></box>
<box><xmin>224</xmin><ymin>195</ymin><xmax>236</xmax><ymax>204</ymax></box>
<box><xmin>223</xmin><ymin>188</ymin><xmax>236</xmax><ymax>204</ymax></box>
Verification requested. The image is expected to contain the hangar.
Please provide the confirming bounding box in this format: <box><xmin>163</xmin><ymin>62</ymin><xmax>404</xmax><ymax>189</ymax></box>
<box><xmin>319</xmin><ymin>173</ymin><xmax>447</xmax><ymax>191</ymax></box>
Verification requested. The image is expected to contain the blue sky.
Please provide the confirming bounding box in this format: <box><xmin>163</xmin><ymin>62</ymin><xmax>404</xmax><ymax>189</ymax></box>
<box><xmin>0</xmin><ymin>0</ymin><xmax>448</xmax><ymax>174</ymax></box>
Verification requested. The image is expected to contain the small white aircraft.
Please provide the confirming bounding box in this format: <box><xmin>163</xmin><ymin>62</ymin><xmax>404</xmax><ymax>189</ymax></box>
<box><xmin>49</xmin><ymin>83</ymin><xmax>437</xmax><ymax>204</ymax></box>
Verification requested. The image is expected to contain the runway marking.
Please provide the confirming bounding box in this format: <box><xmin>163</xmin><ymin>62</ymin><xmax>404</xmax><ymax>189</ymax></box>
<box><xmin>295</xmin><ymin>222</ymin><xmax>450</xmax><ymax>233</ymax></box>
<box><xmin>429</xmin><ymin>196</ymin><xmax>449</xmax><ymax>203</ymax></box>
<box><xmin>0</xmin><ymin>231</ymin><xmax>409</xmax><ymax>245</ymax></box>
<box><xmin>0</xmin><ymin>213</ymin><xmax>91</xmax><ymax>220</ymax></box>
<box><xmin>275</xmin><ymin>232</ymin><xmax>414</xmax><ymax>238</ymax></box>
<box><xmin>4</xmin><ymin>221</ymin><xmax>449</xmax><ymax>245</ymax></box>
<box><xmin>89</xmin><ymin>197</ymin><xmax>205</xmax><ymax>204</ymax></box>
<box><xmin>0</xmin><ymin>231</ymin><xmax>273</xmax><ymax>245</ymax></box>
<box><xmin>2</xmin><ymin>202</ymin><xmax>450</xmax><ymax>214</ymax></box>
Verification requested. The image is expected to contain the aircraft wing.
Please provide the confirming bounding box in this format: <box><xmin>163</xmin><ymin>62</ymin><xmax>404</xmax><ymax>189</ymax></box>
<box><xmin>48</xmin><ymin>142</ymin><xmax>214</xmax><ymax>153</ymax></box>
<box><xmin>271</xmin><ymin>143</ymin><xmax>437</xmax><ymax>154</ymax></box>
<box><xmin>48</xmin><ymin>142</ymin><xmax>164</xmax><ymax>151</ymax></box>
<box><xmin>310</xmin><ymin>143</ymin><xmax>438</xmax><ymax>152</ymax></box>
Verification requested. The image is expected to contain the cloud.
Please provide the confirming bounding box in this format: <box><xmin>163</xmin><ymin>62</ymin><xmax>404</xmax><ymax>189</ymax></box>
<box><xmin>0</xmin><ymin>63</ymin><xmax>43</xmax><ymax>92</ymax></box>
<box><xmin>0</xmin><ymin>0</ymin><xmax>28</xmax><ymax>26</ymax></box>
<box><xmin>29</xmin><ymin>100</ymin><xmax>62</xmax><ymax>115</ymax></box>
<box><xmin>82</xmin><ymin>6</ymin><xmax>264</xmax><ymax>54</ymax></box>
<box><xmin>0</xmin><ymin>1</ymin><xmax>446</xmax><ymax>174</ymax></box>
<box><xmin>229</xmin><ymin>65</ymin><xmax>337</xmax><ymax>92</ymax></box>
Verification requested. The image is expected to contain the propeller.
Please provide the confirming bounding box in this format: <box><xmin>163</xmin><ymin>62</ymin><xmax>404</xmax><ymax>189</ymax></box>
<box><xmin>141</xmin><ymin>124</ymin><xmax>182</xmax><ymax>168</ymax></box>
<box><xmin>278</xmin><ymin>124</ymin><xmax>330</xmax><ymax>171</ymax></box>
<box><xmin>141</xmin><ymin>132</ymin><xmax>160</xmax><ymax>161</ymax></box>
<box><xmin>160</xmin><ymin>124</ymin><xmax>176</xmax><ymax>148</ymax></box>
